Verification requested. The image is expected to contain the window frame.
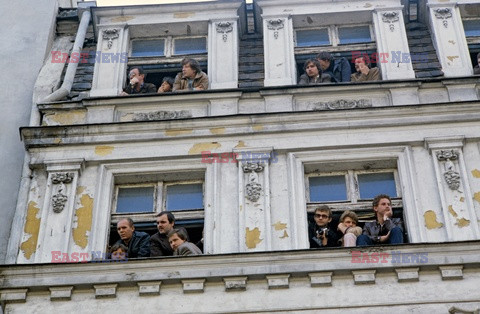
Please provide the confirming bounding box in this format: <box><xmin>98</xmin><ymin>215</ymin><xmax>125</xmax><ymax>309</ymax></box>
<box><xmin>129</xmin><ymin>35</ymin><xmax>208</xmax><ymax>59</ymax></box>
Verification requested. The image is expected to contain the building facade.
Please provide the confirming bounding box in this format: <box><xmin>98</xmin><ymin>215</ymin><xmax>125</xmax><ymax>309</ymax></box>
<box><xmin>1</xmin><ymin>0</ymin><xmax>480</xmax><ymax>313</ymax></box>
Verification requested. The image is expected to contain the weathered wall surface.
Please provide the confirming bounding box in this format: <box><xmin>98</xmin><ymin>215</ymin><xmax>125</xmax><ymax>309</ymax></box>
<box><xmin>0</xmin><ymin>0</ymin><xmax>58</xmax><ymax>263</ymax></box>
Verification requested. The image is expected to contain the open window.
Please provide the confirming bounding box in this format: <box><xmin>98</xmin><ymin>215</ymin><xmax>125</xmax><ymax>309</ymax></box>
<box><xmin>294</xmin><ymin>24</ymin><xmax>377</xmax><ymax>81</ymax></box>
<box><xmin>109</xmin><ymin>172</ymin><xmax>205</xmax><ymax>249</ymax></box>
<box><xmin>462</xmin><ymin>18</ymin><xmax>480</xmax><ymax>72</ymax></box>
<box><xmin>127</xmin><ymin>36</ymin><xmax>208</xmax><ymax>89</ymax></box>
<box><xmin>304</xmin><ymin>161</ymin><xmax>406</xmax><ymax>242</ymax></box>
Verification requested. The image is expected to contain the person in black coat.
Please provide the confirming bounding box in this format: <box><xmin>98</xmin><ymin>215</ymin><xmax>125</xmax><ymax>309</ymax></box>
<box><xmin>115</xmin><ymin>218</ymin><xmax>150</xmax><ymax>258</ymax></box>
<box><xmin>308</xmin><ymin>205</ymin><xmax>339</xmax><ymax>248</ymax></box>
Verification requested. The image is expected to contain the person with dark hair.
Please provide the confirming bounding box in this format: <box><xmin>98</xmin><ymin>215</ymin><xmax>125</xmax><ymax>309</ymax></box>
<box><xmin>316</xmin><ymin>51</ymin><xmax>351</xmax><ymax>83</ymax></box>
<box><xmin>150</xmin><ymin>211</ymin><xmax>189</xmax><ymax>257</ymax></box>
<box><xmin>157</xmin><ymin>76</ymin><xmax>174</xmax><ymax>93</ymax></box>
<box><xmin>474</xmin><ymin>52</ymin><xmax>480</xmax><ymax>75</ymax></box>
<box><xmin>114</xmin><ymin>218</ymin><xmax>150</xmax><ymax>258</ymax></box>
<box><xmin>173</xmin><ymin>58</ymin><xmax>209</xmax><ymax>91</ymax></box>
<box><xmin>168</xmin><ymin>228</ymin><xmax>202</xmax><ymax>256</ymax></box>
<box><xmin>120</xmin><ymin>66</ymin><xmax>157</xmax><ymax>95</ymax></box>
<box><xmin>351</xmin><ymin>56</ymin><xmax>381</xmax><ymax>82</ymax></box>
<box><xmin>110</xmin><ymin>243</ymin><xmax>128</xmax><ymax>260</ymax></box>
<box><xmin>308</xmin><ymin>205</ymin><xmax>339</xmax><ymax>248</ymax></box>
<box><xmin>357</xmin><ymin>194</ymin><xmax>404</xmax><ymax>246</ymax></box>
<box><xmin>298</xmin><ymin>59</ymin><xmax>331</xmax><ymax>85</ymax></box>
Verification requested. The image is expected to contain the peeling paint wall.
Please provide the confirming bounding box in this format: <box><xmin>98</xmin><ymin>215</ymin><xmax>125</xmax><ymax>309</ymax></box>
<box><xmin>245</xmin><ymin>227</ymin><xmax>262</xmax><ymax>249</ymax></box>
<box><xmin>19</xmin><ymin>202</ymin><xmax>41</xmax><ymax>260</ymax></box>
<box><xmin>42</xmin><ymin>110</ymin><xmax>86</xmax><ymax>126</ymax></box>
<box><xmin>72</xmin><ymin>193</ymin><xmax>93</xmax><ymax>249</ymax></box>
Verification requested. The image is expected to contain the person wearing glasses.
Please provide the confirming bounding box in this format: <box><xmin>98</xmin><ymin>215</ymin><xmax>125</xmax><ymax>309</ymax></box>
<box><xmin>120</xmin><ymin>66</ymin><xmax>157</xmax><ymax>96</ymax></box>
<box><xmin>308</xmin><ymin>205</ymin><xmax>339</xmax><ymax>248</ymax></box>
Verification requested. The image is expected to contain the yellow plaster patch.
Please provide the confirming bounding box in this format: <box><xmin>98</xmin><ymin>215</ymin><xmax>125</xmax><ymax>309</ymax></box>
<box><xmin>456</xmin><ymin>218</ymin><xmax>470</xmax><ymax>228</ymax></box>
<box><xmin>110</xmin><ymin>16</ymin><xmax>134</xmax><ymax>22</ymax></box>
<box><xmin>447</xmin><ymin>56</ymin><xmax>459</xmax><ymax>62</ymax></box>
<box><xmin>53</xmin><ymin>138</ymin><xmax>62</xmax><ymax>144</ymax></box>
<box><xmin>252</xmin><ymin>125</ymin><xmax>264</xmax><ymax>131</ymax></box>
<box><xmin>45</xmin><ymin>110</ymin><xmax>86</xmax><ymax>125</ymax></box>
<box><xmin>460</xmin><ymin>197</ymin><xmax>465</xmax><ymax>202</ymax></box>
<box><xmin>95</xmin><ymin>145</ymin><xmax>114</xmax><ymax>156</ymax></box>
<box><xmin>174</xmin><ymin>12</ymin><xmax>195</xmax><ymax>18</ymax></box>
<box><xmin>165</xmin><ymin>129</ymin><xmax>193</xmax><ymax>136</ymax></box>
<box><xmin>272</xmin><ymin>221</ymin><xmax>287</xmax><ymax>231</ymax></box>
<box><xmin>210</xmin><ymin>127</ymin><xmax>226</xmax><ymax>135</ymax></box>
<box><xmin>472</xmin><ymin>169</ymin><xmax>480</xmax><ymax>178</ymax></box>
<box><xmin>119</xmin><ymin>113</ymin><xmax>135</xmax><ymax>122</ymax></box>
<box><xmin>423</xmin><ymin>210</ymin><xmax>443</xmax><ymax>229</ymax></box>
<box><xmin>280</xmin><ymin>230</ymin><xmax>289</xmax><ymax>239</ymax></box>
<box><xmin>448</xmin><ymin>205</ymin><xmax>458</xmax><ymax>218</ymax></box>
<box><xmin>72</xmin><ymin>194</ymin><xmax>93</xmax><ymax>249</ymax></box>
<box><xmin>245</xmin><ymin>227</ymin><xmax>262</xmax><ymax>249</ymax></box>
<box><xmin>235</xmin><ymin>140</ymin><xmax>247</xmax><ymax>148</ymax></box>
<box><xmin>474</xmin><ymin>192</ymin><xmax>480</xmax><ymax>203</ymax></box>
<box><xmin>20</xmin><ymin>201</ymin><xmax>41</xmax><ymax>260</ymax></box>
<box><xmin>76</xmin><ymin>186</ymin><xmax>86</xmax><ymax>195</ymax></box>
<box><xmin>188</xmin><ymin>142</ymin><xmax>221</xmax><ymax>155</ymax></box>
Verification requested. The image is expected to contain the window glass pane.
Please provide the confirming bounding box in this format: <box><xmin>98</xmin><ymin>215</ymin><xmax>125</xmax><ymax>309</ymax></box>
<box><xmin>166</xmin><ymin>183</ymin><xmax>203</xmax><ymax>211</ymax></box>
<box><xmin>116</xmin><ymin>187</ymin><xmax>154</xmax><ymax>213</ymax></box>
<box><xmin>174</xmin><ymin>37</ymin><xmax>207</xmax><ymax>55</ymax></box>
<box><xmin>131</xmin><ymin>39</ymin><xmax>165</xmax><ymax>57</ymax></box>
<box><xmin>358</xmin><ymin>172</ymin><xmax>397</xmax><ymax>199</ymax></box>
<box><xmin>338</xmin><ymin>26</ymin><xmax>371</xmax><ymax>44</ymax></box>
<box><xmin>309</xmin><ymin>176</ymin><xmax>347</xmax><ymax>202</ymax></box>
<box><xmin>463</xmin><ymin>20</ymin><xmax>480</xmax><ymax>37</ymax></box>
<box><xmin>296</xmin><ymin>29</ymin><xmax>330</xmax><ymax>47</ymax></box>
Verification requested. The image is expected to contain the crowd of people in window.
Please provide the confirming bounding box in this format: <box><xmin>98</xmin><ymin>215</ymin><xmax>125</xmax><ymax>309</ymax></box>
<box><xmin>109</xmin><ymin>193</ymin><xmax>403</xmax><ymax>261</ymax></box>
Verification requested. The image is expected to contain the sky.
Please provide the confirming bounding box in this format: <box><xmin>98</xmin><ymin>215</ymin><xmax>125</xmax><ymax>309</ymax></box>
<box><xmin>95</xmin><ymin>0</ymin><xmax>252</xmax><ymax>6</ymax></box>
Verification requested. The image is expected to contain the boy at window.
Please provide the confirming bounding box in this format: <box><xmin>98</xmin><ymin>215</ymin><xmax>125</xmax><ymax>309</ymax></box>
<box><xmin>173</xmin><ymin>58</ymin><xmax>209</xmax><ymax>92</ymax></box>
<box><xmin>110</xmin><ymin>243</ymin><xmax>128</xmax><ymax>260</ymax></box>
<box><xmin>357</xmin><ymin>194</ymin><xmax>404</xmax><ymax>246</ymax></box>
<box><xmin>298</xmin><ymin>59</ymin><xmax>331</xmax><ymax>85</ymax></box>
<box><xmin>337</xmin><ymin>211</ymin><xmax>362</xmax><ymax>247</ymax></box>
<box><xmin>120</xmin><ymin>66</ymin><xmax>157</xmax><ymax>96</ymax></box>
<box><xmin>157</xmin><ymin>77</ymin><xmax>174</xmax><ymax>93</ymax></box>
<box><xmin>351</xmin><ymin>56</ymin><xmax>380</xmax><ymax>82</ymax></box>
<box><xmin>168</xmin><ymin>228</ymin><xmax>202</xmax><ymax>256</ymax></box>
<box><xmin>316</xmin><ymin>51</ymin><xmax>351</xmax><ymax>83</ymax></box>
<box><xmin>309</xmin><ymin>205</ymin><xmax>339</xmax><ymax>248</ymax></box>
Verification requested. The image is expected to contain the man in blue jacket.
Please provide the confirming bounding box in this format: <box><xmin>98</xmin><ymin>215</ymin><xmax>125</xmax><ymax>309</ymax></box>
<box><xmin>316</xmin><ymin>51</ymin><xmax>351</xmax><ymax>83</ymax></box>
<box><xmin>115</xmin><ymin>218</ymin><xmax>150</xmax><ymax>258</ymax></box>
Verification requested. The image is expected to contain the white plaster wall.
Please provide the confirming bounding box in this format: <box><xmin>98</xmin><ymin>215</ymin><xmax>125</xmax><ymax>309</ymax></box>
<box><xmin>0</xmin><ymin>0</ymin><xmax>58</xmax><ymax>263</ymax></box>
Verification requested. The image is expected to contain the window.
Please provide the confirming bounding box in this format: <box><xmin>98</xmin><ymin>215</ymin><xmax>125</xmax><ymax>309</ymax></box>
<box><xmin>306</xmin><ymin>169</ymin><xmax>402</xmax><ymax>218</ymax></box>
<box><xmin>296</xmin><ymin>29</ymin><xmax>330</xmax><ymax>47</ymax></box>
<box><xmin>337</xmin><ymin>26</ymin><xmax>372</xmax><ymax>45</ymax></box>
<box><xmin>463</xmin><ymin>19</ymin><xmax>480</xmax><ymax>37</ymax></box>
<box><xmin>128</xmin><ymin>36</ymin><xmax>208</xmax><ymax>88</ymax></box>
<box><xmin>110</xmin><ymin>179</ymin><xmax>205</xmax><ymax>247</ymax></box>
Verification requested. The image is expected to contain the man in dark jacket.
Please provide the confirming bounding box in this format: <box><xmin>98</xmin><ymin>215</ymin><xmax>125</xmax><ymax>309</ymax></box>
<box><xmin>115</xmin><ymin>218</ymin><xmax>150</xmax><ymax>258</ymax></box>
<box><xmin>357</xmin><ymin>194</ymin><xmax>404</xmax><ymax>246</ymax></box>
<box><xmin>316</xmin><ymin>51</ymin><xmax>351</xmax><ymax>83</ymax></box>
<box><xmin>308</xmin><ymin>205</ymin><xmax>339</xmax><ymax>248</ymax></box>
<box><xmin>120</xmin><ymin>66</ymin><xmax>157</xmax><ymax>96</ymax></box>
<box><xmin>298</xmin><ymin>59</ymin><xmax>331</xmax><ymax>85</ymax></box>
<box><xmin>150</xmin><ymin>211</ymin><xmax>189</xmax><ymax>257</ymax></box>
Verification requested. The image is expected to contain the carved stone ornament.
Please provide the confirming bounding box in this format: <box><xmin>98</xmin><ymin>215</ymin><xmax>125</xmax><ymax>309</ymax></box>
<box><xmin>448</xmin><ymin>306</ymin><xmax>480</xmax><ymax>314</ymax></box>
<box><xmin>382</xmin><ymin>11</ymin><xmax>399</xmax><ymax>32</ymax></box>
<box><xmin>436</xmin><ymin>150</ymin><xmax>461</xmax><ymax>191</ymax></box>
<box><xmin>51</xmin><ymin>173</ymin><xmax>74</xmax><ymax>213</ymax></box>
<box><xmin>266</xmin><ymin>19</ymin><xmax>284</xmax><ymax>39</ymax></box>
<box><xmin>102</xmin><ymin>29</ymin><xmax>119</xmax><ymax>50</ymax></box>
<box><xmin>434</xmin><ymin>8</ymin><xmax>452</xmax><ymax>28</ymax></box>
<box><xmin>309</xmin><ymin>99</ymin><xmax>372</xmax><ymax>111</ymax></box>
<box><xmin>243</xmin><ymin>162</ymin><xmax>265</xmax><ymax>202</ymax></box>
<box><xmin>132</xmin><ymin>110</ymin><xmax>192</xmax><ymax>121</ymax></box>
<box><xmin>216</xmin><ymin>21</ymin><xmax>233</xmax><ymax>42</ymax></box>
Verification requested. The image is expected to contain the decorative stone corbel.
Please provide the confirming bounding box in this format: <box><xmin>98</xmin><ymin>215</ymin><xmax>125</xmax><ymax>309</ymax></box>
<box><xmin>434</xmin><ymin>8</ymin><xmax>452</xmax><ymax>28</ymax></box>
<box><xmin>242</xmin><ymin>162</ymin><xmax>264</xmax><ymax>202</ymax></box>
<box><xmin>51</xmin><ymin>173</ymin><xmax>74</xmax><ymax>213</ymax></box>
<box><xmin>382</xmin><ymin>11</ymin><xmax>399</xmax><ymax>32</ymax></box>
<box><xmin>216</xmin><ymin>21</ymin><xmax>233</xmax><ymax>42</ymax></box>
<box><xmin>102</xmin><ymin>29</ymin><xmax>119</xmax><ymax>50</ymax></box>
<box><xmin>436</xmin><ymin>150</ymin><xmax>460</xmax><ymax>191</ymax></box>
<box><xmin>266</xmin><ymin>19</ymin><xmax>284</xmax><ymax>39</ymax></box>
